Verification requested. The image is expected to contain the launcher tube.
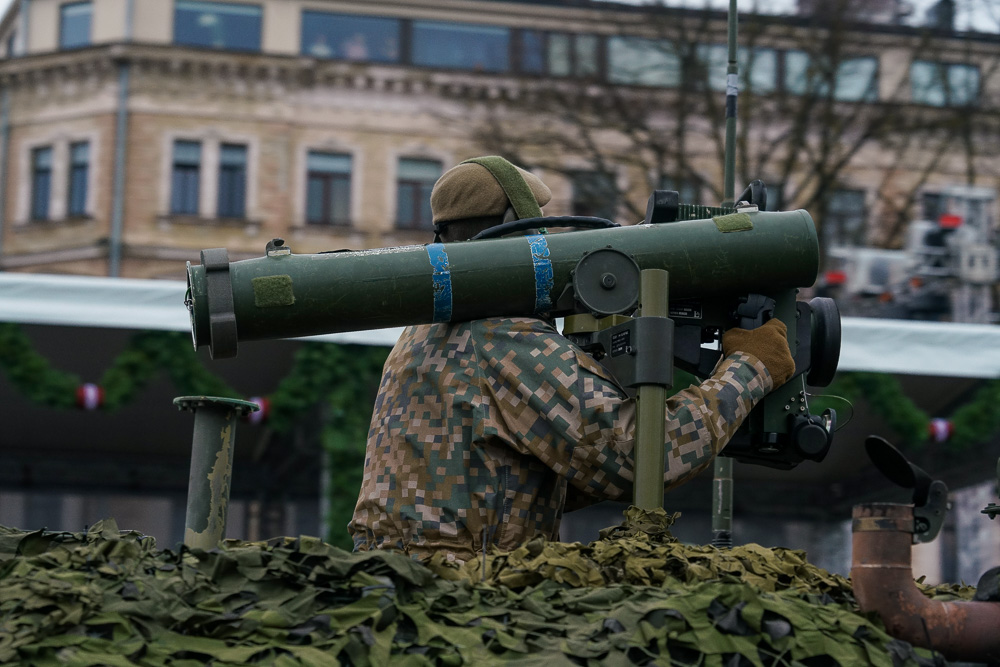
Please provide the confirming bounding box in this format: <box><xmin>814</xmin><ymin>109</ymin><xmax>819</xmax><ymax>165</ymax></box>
<box><xmin>187</xmin><ymin>210</ymin><xmax>819</xmax><ymax>357</ymax></box>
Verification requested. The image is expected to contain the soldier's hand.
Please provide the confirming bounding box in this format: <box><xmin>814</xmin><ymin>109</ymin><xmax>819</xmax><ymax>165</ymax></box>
<box><xmin>721</xmin><ymin>318</ymin><xmax>795</xmax><ymax>388</ymax></box>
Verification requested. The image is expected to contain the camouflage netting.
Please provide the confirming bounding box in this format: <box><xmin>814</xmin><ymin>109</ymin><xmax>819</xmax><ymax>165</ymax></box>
<box><xmin>0</xmin><ymin>508</ymin><xmax>971</xmax><ymax>666</ymax></box>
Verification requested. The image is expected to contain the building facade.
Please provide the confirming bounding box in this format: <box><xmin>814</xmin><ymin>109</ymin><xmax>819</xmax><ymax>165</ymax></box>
<box><xmin>0</xmin><ymin>0</ymin><xmax>998</xmax><ymax>279</ymax></box>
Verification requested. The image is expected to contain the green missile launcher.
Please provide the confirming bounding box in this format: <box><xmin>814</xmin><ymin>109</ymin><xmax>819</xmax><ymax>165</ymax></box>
<box><xmin>186</xmin><ymin>192</ymin><xmax>841</xmax><ymax>472</ymax></box>
<box><xmin>188</xmin><ymin>209</ymin><xmax>818</xmax><ymax>348</ymax></box>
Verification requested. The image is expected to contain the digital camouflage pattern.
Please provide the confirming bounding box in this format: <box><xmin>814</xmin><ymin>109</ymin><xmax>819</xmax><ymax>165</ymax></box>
<box><xmin>350</xmin><ymin>317</ymin><xmax>772</xmax><ymax>562</ymax></box>
<box><xmin>0</xmin><ymin>513</ymin><xmax>964</xmax><ymax>666</ymax></box>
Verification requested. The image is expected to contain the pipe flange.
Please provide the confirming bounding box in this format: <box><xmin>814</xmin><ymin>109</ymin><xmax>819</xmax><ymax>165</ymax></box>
<box><xmin>173</xmin><ymin>395</ymin><xmax>259</xmax><ymax>417</ymax></box>
<box><xmin>851</xmin><ymin>502</ymin><xmax>915</xmax><ymax>533</ymax></box>
<box><xmin>852</xmin><ymin>516</ymin><xmax>914</xmax><ymax>533</ymax></box>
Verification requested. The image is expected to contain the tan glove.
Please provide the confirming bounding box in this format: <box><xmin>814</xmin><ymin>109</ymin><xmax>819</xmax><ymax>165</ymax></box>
<box><xmin>721</xmin><ymin>318</ymin><xmax>795</xmax><ymax>388</ymax></box>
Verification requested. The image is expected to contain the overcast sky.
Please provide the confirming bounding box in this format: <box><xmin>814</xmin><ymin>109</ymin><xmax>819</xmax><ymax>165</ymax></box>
<box><xmin>0</xmin><ymin>0</ymin><xmax>995</xmax><ymax>35</ymax></box>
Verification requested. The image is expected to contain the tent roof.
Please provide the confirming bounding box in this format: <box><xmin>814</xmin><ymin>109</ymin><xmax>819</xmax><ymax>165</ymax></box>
<box><xmin>0</xmin><ymin>272</ymin><xmax>403</xmax><ymax>347</ymax></box>
<box><xmin>2</xmin><ymin>272</ymin><xmax>996</xmax><ymax>378</ymax></box>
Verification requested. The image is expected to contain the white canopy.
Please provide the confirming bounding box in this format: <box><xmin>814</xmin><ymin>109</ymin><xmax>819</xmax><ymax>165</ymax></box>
<box><xmin>0</xmin><ymin>272</ymin><xmax>403</xmax><ymax>347</ymax></box>
<box><xmin>2</xmin><ymin>272</ymin><xmax>998</xmax><ymax>378</ymax></box>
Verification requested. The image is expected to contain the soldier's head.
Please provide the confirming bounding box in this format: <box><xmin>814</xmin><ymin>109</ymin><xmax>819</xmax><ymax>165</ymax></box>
<box><xmin>430</xmin><ymin>157</ymin><xmax>551</xmax><ymax>243</ymax></box>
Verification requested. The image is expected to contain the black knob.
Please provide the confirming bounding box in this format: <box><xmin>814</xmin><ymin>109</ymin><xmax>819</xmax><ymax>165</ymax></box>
<box><xmin>792</xmin><ymin>416</ymin><xmax>831</xmax><ymax>461</ymax></box>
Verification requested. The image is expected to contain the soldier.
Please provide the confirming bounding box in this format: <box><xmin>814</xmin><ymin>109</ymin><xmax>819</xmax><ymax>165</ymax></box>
<box><xmin>349</xmin><ymin>157</ymin><xmax>795</xmax><ymax>562</ymax></box>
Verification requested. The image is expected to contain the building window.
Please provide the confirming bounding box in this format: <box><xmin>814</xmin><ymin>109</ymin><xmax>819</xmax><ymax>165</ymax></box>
<box><xmin>520</xmin><ymin>30</ymin><xmax>546</xmax><ymax>74</ymax></box>
<box><xmin>396</xmin><ymin>158</ymin><xmax>441</xmax><ymax>230</ymax></box>
<box><xmin>217</xmin><ymin>144</ymin><xmax>247</xmax><ymax>219</ymax></box>
<box><xmin>743</xmin><ymin>48</ymin><xmax>778</xmax><ymax>93</ymax></box>
<box><xmin>412</xmin><ymin>21</ymin><xmax>509</xmax><ymax>72</ymax></box>
<box><xmin>6</xmin><ymin>30</ymin><xmax>17</xmax><ymax>58</ymax></box>
<box><xmin>660</xmin><ymin>176</ymin><xmax>701</xmax><ymax>204</ymax></box>
<box><xmin>608</xmin><ymin>36</ymin><xmax>680</xmax><ymax>87</ymax></box>
<box><xmin>171</xmin><ymin>140</ymin><xmax>201</xmax><ymax>215</ymax></box>
<box><xmin>911</xmin><ymin>61</ymin><xmax>979</xmax><ymax>107</ymax></box>
<box><xmin>59</xmin><ymin>2</ymin><xmax>92</xmax><ymax>50</ymax></box>
<box><xmin>785</xmin><ymin>52</ymin><xmax>878</xmax><ymax>101</ymax></box>
<box><xmin>824</xmin><ymin>189</ymin><xmax>866</xmax><ymax>247</ymax></box>
<box><xmin>549</xmin><ymin>33</ymin><xmax>572</xmax><ymax>76</ymax></box>
<box><xmin>31</xmin><ymin>147</ymin><xmax>53</xmax><ymax>220</ymax></box>
<box><xmin>562</xmin><ymin>33</ymin><xmax>599</xmax><ymax>77</ymax></box>
<box><xmin>764</xmin><ymin>182</ymin><xmax>785</xmax><ymax>212</ymax></box>
<box><xmin>548</xmin><ymin>32</ymin><xmax>599</xmax><ymax>78</ymax></box>
<box><xmin>67</xmin><ymin>141</ymin><xmax>89</xmax><ymax>217</ymax></box>
<box><xmin>306</xmin><ymin>152</ymin><xmax>352</xmax><ymax>226</ymax></box>
<box><xmin>695</xmin><ymin>44</ymin><xmax>778</xmax><ymax>93</ymax></box>
<box><xmin>571</xmin><ymin>170</ymin><xmax>618</xmax><ymax>220</ymax></box>
<box><xmin>174</xmin><ymin>1</ymin><xmax>262</xmax><ymax>52</ymax></box>
<box><xmin>544</xmin><ymin>31</ymin><xmax>601</xmax><ymax>77</ymax></box>
<box><xmin>784</xmin><ymin>50</ymin><xmax>816</xmax><ymax>96</ymax></box>
<box><xmin>834</xmin><ymin>57</ymin><xmax>878</xmax><ymax>102</ymax></box>
<box><xmin>301</xmin><ymin>12</ymin><xmax>400</xmax><ymax>62</ymax></box>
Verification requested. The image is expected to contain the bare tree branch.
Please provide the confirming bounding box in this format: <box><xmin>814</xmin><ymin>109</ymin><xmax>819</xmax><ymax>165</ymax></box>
<box><xmin>456</xmin><ymin>0</ymin><xmax>997</xmax><ymax>266</ymax></box>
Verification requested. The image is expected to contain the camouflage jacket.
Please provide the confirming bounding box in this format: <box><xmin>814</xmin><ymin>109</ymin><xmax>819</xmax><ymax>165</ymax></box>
<box><xmin>349</xmin><ymin>317</ymin><xmax>772</xmax><ymax>562</ymax></box>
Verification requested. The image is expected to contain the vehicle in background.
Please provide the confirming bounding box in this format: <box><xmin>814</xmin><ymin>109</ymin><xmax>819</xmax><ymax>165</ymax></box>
<box><xmin>823</xmin><ymin>186</ymin><xmax>999</xmax><ymax>323</ymax></box>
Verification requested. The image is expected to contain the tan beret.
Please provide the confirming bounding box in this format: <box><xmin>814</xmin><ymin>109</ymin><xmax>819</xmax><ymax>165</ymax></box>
<box><xmin>430</xmin><ymin>161</ymin><xmax>552</xmax><ymax>224</ymax></box>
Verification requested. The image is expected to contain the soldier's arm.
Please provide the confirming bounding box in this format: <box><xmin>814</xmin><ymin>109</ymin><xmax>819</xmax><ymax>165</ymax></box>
<box><xmin>480</xmin><ymin>317</ymin><xmax>774</xmax><ymax>503</ymax></box>
<box><xmin>563</xmin><ymin>351</ymin><xmax>772</xmax><ymax>503</ymax></box>
<box><xmin>657</xmin><ymin>351</ymin><xmax>772</xmax><ymax>491</ymax></box>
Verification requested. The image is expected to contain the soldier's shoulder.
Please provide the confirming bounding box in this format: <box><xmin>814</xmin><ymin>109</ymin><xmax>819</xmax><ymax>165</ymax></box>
<box><xmin>469</xmin><ymin>316</ymin><xmax>557</xmax><ymax>337</ymax></box>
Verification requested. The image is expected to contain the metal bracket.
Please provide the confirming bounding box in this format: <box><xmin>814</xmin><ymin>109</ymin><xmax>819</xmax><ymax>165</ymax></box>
<box><xmin>865</xmin><ymin>436</ymin><xmax>950</xmax><ymax>544</ymax></box>
<box><xmin>983</xmin><ymin>458</ymin><xmax>1000</xmax><ymax>520</ymax></box>
<box><xmin>592</xmin><ymin>317</ymin><xmax>674</xmax><ymax>388</ymax></box>
<box><xmin>734</xmin><ymin>293</ymin><xmax>775</xmax><ymax>329</ymax></box>
<box><xmin>266</xmin><ymin>238</ymin><xmax>291</xmax><ymax>257</ymax></box>
<box><xmin>914</xmin><ymin>479</ymin><xmax>949</xmax><ymax>543</ymax></box>
<box><xmin>200</xmin><ymin>248</ymin><xmax>238</xmax><ymax>359</ymax></box>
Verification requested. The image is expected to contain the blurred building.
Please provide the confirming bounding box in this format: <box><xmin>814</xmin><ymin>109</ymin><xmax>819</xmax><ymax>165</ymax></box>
<box><xmin>796</xmin><ymin>0</ymin><xmax>914</xmax><ymax>25</ymax></box>
<box><xmin>0</xmin><ymin>0</ymin><xmax>998</xmax><ymax>278</ymax></box>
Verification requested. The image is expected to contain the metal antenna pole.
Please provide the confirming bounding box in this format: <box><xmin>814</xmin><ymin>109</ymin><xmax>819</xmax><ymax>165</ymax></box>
<box><xmin>713</xmin><ymin>0</ymin><xmax>739</xmax><ymax>550</ymax></box>
<box><xmin>722</xmin><ymin>0</ymin><xmax>738</xmax><ymax>207</ymax></box>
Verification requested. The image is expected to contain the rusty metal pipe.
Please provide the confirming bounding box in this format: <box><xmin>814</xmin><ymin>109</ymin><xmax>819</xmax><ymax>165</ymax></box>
<box><xmin>175</xmin><ymin>396</ymin><xmax>259</xmax><ymax>550</ymax></box>
<box><xmin>851</xmin><ymin>503</ymin><xmax>1000</xmax><ymax>663</ymax></box>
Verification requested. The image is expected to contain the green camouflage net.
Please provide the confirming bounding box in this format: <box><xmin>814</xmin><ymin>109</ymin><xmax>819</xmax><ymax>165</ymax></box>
<box><xmin>0</xmin><ymin>509</ymin><xmax>969</xmax><ymax>666</ymax></box>
<box><xmin>430</xmin><ymin>508</ymin><xmax>854</xmax><ymax>598</ymax></box>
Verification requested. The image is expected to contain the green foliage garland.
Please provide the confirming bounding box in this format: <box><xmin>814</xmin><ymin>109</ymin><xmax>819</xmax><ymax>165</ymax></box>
<box><xmin>814</xmin><ymin>371</ymin><xmax>1000</xmax><ymax>451</ymax></box>
<box><xmin>0</xmin><ymin>322</ymin><xmax>80</xmax><ymax>408</ymax></box>
<box><xmin>320</xmin><ymin>346</ymin><xmax>389</xmax><ymax>548</ymax></box>
<box><xmin>0</xmin><ymin>322</ymin><xmax>386</xmax><ymax>425</ymax></box>
<box><xmin>947</xmin><ymin>380</ymin><xmax>1000</xmax><ymax>450</ymax></box>
<box><xmin>816</xmin><ymin>373</ymin><xmax>930</xmax><ymax>446</ymax></box>
<box><xmin>249</xmin><ymin>338</ymin><xmax>387</xmax><ymax>547</ymax></box>
<box><xmin>0</xmin><ymin>323</ymin><xmax>241</xmax><ymax>409</ymax></box>
<box><xmin>102</xmin><ymin>331</ymin><xmax>242</xmax><ymax>408</ymax></box>
<box><xmin>0</xmin><ymin>321</ymin><xmax>388</xmax><ymax>549</ymax></box>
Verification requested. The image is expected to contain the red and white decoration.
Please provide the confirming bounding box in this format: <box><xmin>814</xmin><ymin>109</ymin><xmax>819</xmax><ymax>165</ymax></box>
<box><xmin>247</xmin><ymin>396</ymin><xmax>270</xmax><ymax>425</ymax></box>
<box><xmin>75</xmin><ymin>383</ymin><xmax>105</xmax><ymax>410</ymax></box>
<box><xmin>928</xmin><ymin>418</ymin><xmax>954</xmax><ymax>443</ymax></box>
